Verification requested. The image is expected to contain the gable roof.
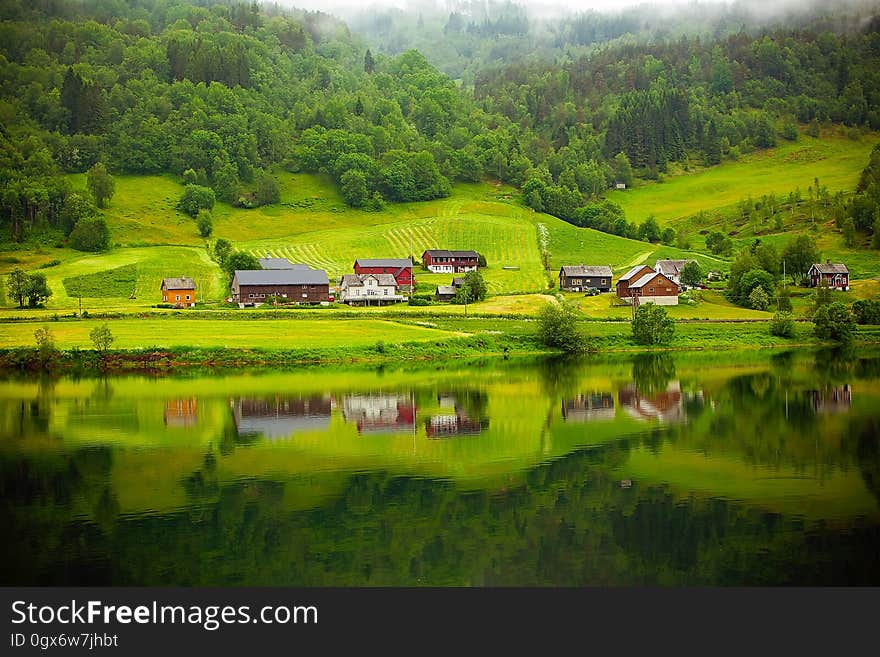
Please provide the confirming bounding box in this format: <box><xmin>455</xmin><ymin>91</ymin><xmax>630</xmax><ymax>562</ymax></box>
<box><xmin>560</xmin><ymin>265</ymin><xmax>613</xmax><ymax>278</ymax></box>
<box><xmin>436</xmin><ymin>285</ymin><xmax>457</xmax><ymax>296</ymax></box>
<box><xmin>341</xmin><ymin>273</ymin><xmax>398</xmax><ymax>287</ymax></box>
<box><xmin>162</xmin><ymin>277</ymin><xmax>195</xmax><ymax>290</ymax></box>
<box><xmin>422</xmin><ymin>249</ymin><xmax>479</xmax><ymax>259</ymax></box>
<box><xmin>234</xmin><ymin>268</ymin><xmax>328</xmax><ymax>286</ymax></box>
<box><xmin>452</xmin><ymin>277</ymin><xmax>466</xmax><ymax>287</ymax></box>
<box><xmin>630</xmin><ymin>272</ymin><xmax>670</xmax><ymax>288</ymax></box>
<box><xmin>618</xmin><ymin>265</ymin><xmax>654</xmax><ymax>282</ymax></box>
<box><xmin>259</xmin><ymin>257</ymin><xmax>296</xmax><ymax>269</ymax></box>
<box><xmin>354</xmin><ymin>258</ymin><xmax>413</xmax><ymax>269</ymax></box>
<box><xmin>811</xmin><ymin>262</ymin><xmax>849</xmax><ymax>274</ymax></box>
<box><xmin>655</xmin><ymin>259</ymin><xmax>691</xmax><ymax>276</ymax></box>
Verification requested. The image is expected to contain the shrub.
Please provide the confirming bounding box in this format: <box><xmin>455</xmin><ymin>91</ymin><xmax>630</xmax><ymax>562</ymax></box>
<box><xmin>178</xmin><ymin>185</ymin><xmax>215</xmax><ymax>217</ymax></box>
<box><xmin>748</xmin><ymin>285</ymin><xmax>770</xmax><ymax>311</ymax></box>
<box><xmin>632</xmin><ymin>303</ymin><xmax>675</xmax><ymax>345</ymax></box>
<box><xmin>537</xmin><ymin>301</ymin><xmax>588</xmax><ymax>353</ymax></box>
<box><xmin>813</xmin><ymin>302</ymin><xmax>856</xmax><ymax>343</ymax></box>
<box><xmin>197</xmin><ymin>209</ymin><xmax>213</xmax><ymax>237</ymax></box>
<box><xmin>769</xmin><ymin>312</ymin><xmax>795</xmax><ymax>338</ymax></box>
<box><xmin>852</xmin><ymin>299</ymin><xmax>880</xmax><ymax>325</ymax></box>
<box><xmin>69</xmin><ymin>217</ymin><xmax>110</xmax><ymax>252</ymax></box>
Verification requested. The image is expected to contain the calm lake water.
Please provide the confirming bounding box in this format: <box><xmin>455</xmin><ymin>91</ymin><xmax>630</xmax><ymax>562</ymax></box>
<box><xmin>1</xmin><ymin>349</ymin><xmax>879</xmax><ymax>586</ymax></box>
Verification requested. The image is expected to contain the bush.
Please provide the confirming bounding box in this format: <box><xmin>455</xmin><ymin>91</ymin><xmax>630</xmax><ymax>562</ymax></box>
<box><xmin>632</xmin><ymin>303</ymin><xmax>675</xmax><ymax>345</ymax></box>
<box><xmin>90</xmin><ymin>324</ymin><xmax>114</xmax><ymax>353</ymax></box>
<box><xmin>769</xmin><ymin>312</ymin><xmax>795</xmax><ymax>338</ymax></box>
<box><xmin>852</xmin><ymin>299</ymin><xmax>880</xmax><ymax>325</ymax></box>
<box><xmin>748</xmin><ymin>285</ymin><xmax>770</xmax><ymax>311</ymax></box>
<box><xmin>408</xmin><ymin>297</ymin><xmax>430</xmax><ymax>306</ymax></box>
<box><xmin>197</xmin><ymin>209</ymin><xmax>213</xmax><ymax>237</ymax></box>
<box><xmin>69</xmin><ymin>217</ymin><xmax>110</xmax><ymax>252</ymax></box>
<box><xmin>178</xmin><ymin>185</ymin><xmax>215</xmax><ymax>217</ymax></box>
<box><xmin>537</xmin><ymin>301</ymin><xmax>588</xmax><ymax>354</ymax></box>
<box><xmin>813</xmin><ymin>302</ymin><xmax>856</xmax><ymax>343</ymax></box>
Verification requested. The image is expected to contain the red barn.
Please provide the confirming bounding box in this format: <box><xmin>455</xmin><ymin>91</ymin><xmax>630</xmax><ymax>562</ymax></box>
<box><xmin>353</xmin><ymin>258</ymin><xmax>414</xmax><ymax>291</ymax></box>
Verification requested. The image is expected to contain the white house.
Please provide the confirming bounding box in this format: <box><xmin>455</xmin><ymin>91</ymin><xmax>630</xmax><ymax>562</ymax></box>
<box><xmin>339</xmin><ymin>273</ymin><xmax>407</xmax><ymax>305</ymax></box>
<box><xmin>654</xmin><ymin>259</ymin><xmax>692</xmax><ymax>287</ymax></box>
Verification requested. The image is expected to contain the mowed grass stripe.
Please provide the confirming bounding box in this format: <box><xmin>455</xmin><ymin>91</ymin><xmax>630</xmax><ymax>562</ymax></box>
<box><xmin>0</xmin><ymin>319</ymin><xmax>465</xmax><ymax>350</ymax></box>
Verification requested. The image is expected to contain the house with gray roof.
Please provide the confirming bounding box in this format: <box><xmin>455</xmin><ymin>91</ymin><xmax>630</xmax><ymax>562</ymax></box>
<box><xmin>339</xmin><ymin>273</ymin><xmax>407</xmax><ymax>305</ymax></box>
<box><xmin>654</xmin><ymin>259</ymin><xmax>693</xmax><ymax>286</ymax></box>
<box><xmin>231</xmin><ymin>266</ymin><xmax>330</xmax><ymax>307</ymax></box>
<box><xmin>809</xmin><ymin>261</ymin><xmax>849</xmax><ymax>290</ymax></box>
<box><xmin>161</xmin><ymin>277</ymin><xmax>196</xmax><ymax>307</ymax></box>
<box><xmin>558</xmin><ymin>265</ymin><xmax>613</xmax><ymax>292</ymax></box>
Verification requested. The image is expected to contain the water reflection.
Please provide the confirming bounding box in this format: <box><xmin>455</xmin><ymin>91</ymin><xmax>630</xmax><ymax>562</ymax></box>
<box><xmin>426</xmin><ymin>391</ymin><xmax>490</xmax><ymax>438</ymax></box>
<box><xmin>562</xmin><ymin>393</ymin><xmax>614</xmax><ymax>422</ymax></box>
<box><xmin>342</xmin><ymin>393</ymin><xmax>416</xmax><ymax>434</ymax></box>
<box><xmin>0</xmin><ymin>350</ymin><xmax>878</xmax><ymax>586</ymax></box>
<box><xmin>232</xmin><ymin>396</ymin><xmax>332</xmax><ymax>439</ymax></box>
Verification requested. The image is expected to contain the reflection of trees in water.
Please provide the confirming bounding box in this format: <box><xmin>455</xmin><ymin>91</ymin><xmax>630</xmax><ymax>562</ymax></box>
<box><xmin>184</xmin><ymin>452</ymin><xmax>219</xmax><ymax>501</ymax></box>
<box><xmin>844</xmin><ymin>416</ymin><xmax>880</xmax><ymax>508</ymax></box>
<box><xmin>813</xmin><ymin>346</ymin><xmax>858</xmax><ymax>382</ymax></box>
<box><xmin>631</xmin><ymin>353</ymin><xmax>676</xmax><ymax>395</ymax></box>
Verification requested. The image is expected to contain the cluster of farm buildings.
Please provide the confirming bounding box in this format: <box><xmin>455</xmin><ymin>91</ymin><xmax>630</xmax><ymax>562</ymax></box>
<box><xmin>161</xmin><ymin>249</ymin><xmax>480</xmax><ymax>308</ymax></box>
<box><xmin>160</xmin><ymin>249</ymin><xmax>849</xmax><ymax>309</ymax></box>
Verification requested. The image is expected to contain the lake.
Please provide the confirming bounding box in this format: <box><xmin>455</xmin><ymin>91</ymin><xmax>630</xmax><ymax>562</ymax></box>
<box><xmin>1</xmin><ymin>349</ymin><xmax>878</xmax><ymax>586</ymax></box>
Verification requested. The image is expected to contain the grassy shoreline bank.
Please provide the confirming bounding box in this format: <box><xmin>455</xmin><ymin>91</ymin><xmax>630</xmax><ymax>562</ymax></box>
<box><xmin>1</xmin><ymin>316</ymin><xmax>878</xmax><ymax>373</ymax></box>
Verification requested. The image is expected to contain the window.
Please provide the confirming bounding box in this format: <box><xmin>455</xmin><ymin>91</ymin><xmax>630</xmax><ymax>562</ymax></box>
<box><xmin>185</xmin><ymin>295</ymin><xmax>191</xmax><ymax>300</ymax></box>
<box><xmin>384</xmin><ymin>289</ymin><xmax>389</xmax><ymax>295</ymax></box>
<box><xmin>648</xmin><ymin>287</ymin><xmax>654</xmax><ymax>293</ymax></box>
<box><xmin>602</xmin><ymin>279</ymin><xmax>607</xmax><ymax>285</ymax></box>
<box><xmin>175</xmin><ymin>294</ymin><xmax>180</xmax><ymax>301</ymax></box>
<box><xmin>249</xmin><ymin>293</ymin><xmax>255</xmax><ymax>298</ymax></box>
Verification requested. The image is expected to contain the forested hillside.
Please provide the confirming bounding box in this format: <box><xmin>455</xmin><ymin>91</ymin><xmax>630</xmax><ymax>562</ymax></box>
<box><xmin>1</xmin><ymin>0</ymin><xmax>880</xmax><ymax>253</ymax></box>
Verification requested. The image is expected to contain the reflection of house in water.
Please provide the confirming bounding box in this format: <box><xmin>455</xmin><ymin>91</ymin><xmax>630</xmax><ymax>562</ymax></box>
<box><xmin>426</xmin><ymin>391</ymin><xmax>489</xmax><ymax>438</ymax></box>
<box><xmin>618</xmin><ymin>382</ymin><xmax>685</xmax><ymax>423</ymax></box>
<box><xmin>562</xmin><ymin>393</ymin><xmax>615</xmax><ymax>422</ymax></box>
<box><xmin>342</xmin><ymin>393</ymin><xmax>415</xmax><ymax>434</ymax></box>
<box><xmin>164</xmin><ymin>398</ymin><xmax>198</xmax><ymax>427</ymax></box>
<box><xmin>808</xmin><ymin>385</ymin><xmax>852</xmax><ymax>414</ymax></box>
<box><xmin>232</xmin><ymin>396</ymin><xmax>332</xmax><ymax>439</ymax></box>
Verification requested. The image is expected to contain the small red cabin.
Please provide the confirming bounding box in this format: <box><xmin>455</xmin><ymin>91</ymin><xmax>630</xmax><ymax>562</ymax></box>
<box><xmin>808</xmin><ymin>261</ymin><xmax>849</xmax><ymax>291</ymax></box>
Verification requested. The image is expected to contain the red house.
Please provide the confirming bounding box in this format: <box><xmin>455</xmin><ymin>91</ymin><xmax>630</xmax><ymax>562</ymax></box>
<box><xmin>422</xmin><ymin>249</ymin><xmax>479</xmax><ymax>273</ymax></box>
<box><xmin>353</xmin><ymin>258</ymin><xmax>414</xmax><ymax>291</ymax></box>
<box><xmin>808</xmin><ymin>261</ymin><xmax>849</xmax><ymax>291</ymax></box>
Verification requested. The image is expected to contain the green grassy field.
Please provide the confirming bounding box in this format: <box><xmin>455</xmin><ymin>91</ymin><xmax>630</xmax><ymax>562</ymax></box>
<box><xmin>0</xmin><ymin>318</ymin><xmax>463</xmax><ymax>350</ymax></box>
<box><xmin>1</xmin><ymin>129</ymin><xmax>878</xmax><ymax>326</ymax></box>
<box><xmin>607</xmin><ymin>128</ymin><xmax>879</xmax><ymax>227</ymax></box>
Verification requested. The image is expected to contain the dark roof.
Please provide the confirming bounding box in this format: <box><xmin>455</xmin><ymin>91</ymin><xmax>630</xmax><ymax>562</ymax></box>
<box><xmin>259</xmin><ymin>257</ymin><xmax>304</xmax><ymax>270</ymax></box>
<box><xmin>811</xmin><ymin>262</ymin><xmax>849</xmax><ymax>274</ymax></box>
<box><xmin>234</xmin><ymin>268</ymin><xmax>329</xmax><ymax>286</ymax></box>
<box><xmin>560</xmin><ymin>265</ymin><xmax>613</xmax><ymax>278</ymax></box>
<box><xmin>162</xmin><ymin>277</ymin><xmax>195</xmax><ymax>290</ymax></box>
<box><xmin>355</xmin><ymin>258</ymin><xmax>413</xmax><ymax>268</ymax></box>
<box><xmin>619</xmin><ymin>265</ymin><xmax>653</xmax><ymax>282</ymax></box>
<box><xmin>422</xmin><ymin>249</ymin><xmax>479</xmax><ymax>258</ymax></box>
<box><xmin>452</xmin><ymin>277</ymin><xmax>466</xmax><ymax>287</ymax></box>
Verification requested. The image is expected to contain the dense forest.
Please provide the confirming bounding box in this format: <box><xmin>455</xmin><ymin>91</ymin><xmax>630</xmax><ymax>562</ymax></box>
<box><xmin>2</xmin><ymin>0</ymin><xmax>880</xmax><ymax>248</ymax></box>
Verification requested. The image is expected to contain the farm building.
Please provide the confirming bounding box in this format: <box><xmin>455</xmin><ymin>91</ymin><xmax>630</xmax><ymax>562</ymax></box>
<box><xmin>353</xmin><ymin>258</ymin><xmax>414</xmax><ymax>291</ymax></box>
<box><xmin>231</xmin><ymin>266</ymin><xmax>330</xmax><ymax>307</ymax></box>
<box><xmin>808</xmin><ymin>261</ymin><xmax>849</xmax><ymax>291</ymax></box>
<box><xmin>339</xmin><ymin>273</ymin><xmax>407</xmax><ymax>305</ymax></box>
<box><xmin>259</xmin><ymin>256</ymin><xmax>303</xmax><ymax>270</ymax></box>
<box><xmin>436</xmin><ymin>285</ymin><xmax>457</xmax><ymax>301</ymax></box>
<box><xmin>422</xmin><ymin>249</ymin><xmax>479</xmax><ymax>273</ymax></box>
<box><xmin>558</xmin><ymin>265</ymin><xmax>613</xmax><ymax>292</ymax></box>
<box><xmin>654</xmin><ymin>259</ymin><xmax>693</xmax><ymax>286</ymax></box>
<box><xmin>615</xmin><ymin>265</ymin><xmax>655</xmax><ymax>299</ymax></box>
<box><xmin>624</xmin><ymin>271</ymin><xmax>679</xmax><ymax>306</ymax></box>
<box><xmin>161</xmin><ymin>277</ymin><xmax>196</xmax><ymax>307</ymax></box>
